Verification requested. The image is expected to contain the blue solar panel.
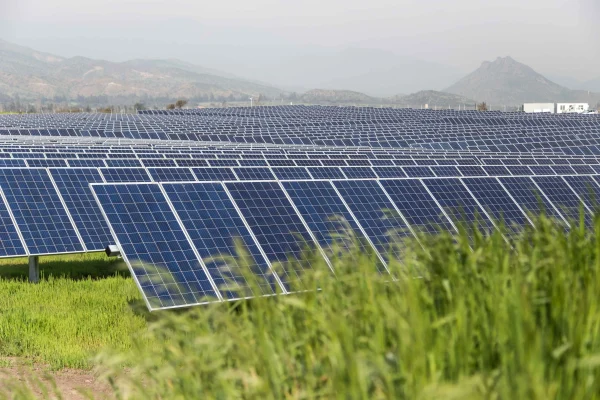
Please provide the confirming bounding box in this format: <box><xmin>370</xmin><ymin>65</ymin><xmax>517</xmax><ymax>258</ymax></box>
<box><xmin>225</xmin><ymin>181</ymin><xmax>331</xmax><ymax>288</ymax></box>
<box><xmin>192</xmin><ymin>168</ymin><xmax>237</xmax><ymax>181</ymax></box>
<box><xmin>0</xmin><ymin>194</ymin><xmax>26</xmax><ymax>257</ymax></box>
<box><xmin>533</xmin><ymin>176</ymin><xmax>592</xmax><ymax>225</ymax></box>
<box><xmin>403</xmin><ymin>166</ymin><xmax>435</xmax><ymax>178</ymax></box>
<box><xmin>307</xmin><ymin>167</ymin><xmax>345</xmax><ymax>179</ymax></box>
<box><xmin>372</xmin><ymin>167</ymin><xmax>407</xmax><ymax>179</ymax></box>
<box><xmin>282</xmin><ymin>180</ymin><xmax>385</xmax><ymax>270</ymax></box>
<box><xmin>0</xmin><ymin>169</ymin><xmax>83</xmax><ymax>255</ymax></box>
<box><xmin>91</xmin><ymin>183</ymin><xmax>219</xmax><ymax>309</ymax></box>
<box><xmin>423</xmin><ymin>178</ymin><xmax>494</xmax><ymax>232</ymax></box>
<box><xmin>462</xmin><ymin>177</ymin><xmax>531</xmax><ymax>233</ymax></box>
<box><xmin>341</xmin><ymin>167</ymin><xmax>376</xmax><ymax>179</ymax></box>
<box><xmin>50</xmin><ymin>168</ymin><xmax>113</xmax><ymax>250</ymax></box>
<box><xmin>562</xmin><ymin>175</ymin><xmax>600</xmax><ymax>210</ymax></box>
<box><xmin>233</xmin><ymin>167</ymin><xmax>276</xmax><ymax>181</ymax></box>
<box><xmin>148</xmin><ymin>168</ymin><xmax>196</xmax><ymax>182</ymax></box>
<box><xmin>332</xmin><ymin>180</ymin><xmax>413</xmax><ymax>262</ymax></box>
<box><xmin>380</xmin><ymin>179</ymin><xmax>456</xmax><ymax>234</ymax></box>
<box><xmin>497</xmin><ymin>177</ymin><xmax>566</xmax><ymax>223</ymax></box>
<box><xmin>430</xmin><ymin>166</ymin><xmax>461</xmax><ymax>177</ymax></box>
<box><xmin>162</xmin><ymin>182</ymin><xmax>279</xmax><ymax>298</ymax></box>
<box><xmin>100</xmin><ymin>168</ymin><xmax>152</xmax><ymax>183</ymax></box>
<box><xmin>272</xmin><ymin>167</ymin><xmax>312</xmax><ymax>180</ymax></box>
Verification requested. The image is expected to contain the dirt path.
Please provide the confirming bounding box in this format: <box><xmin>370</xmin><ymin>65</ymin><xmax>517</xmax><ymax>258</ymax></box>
<box><xmin>0</xmin><ymin>359</ymin><xmax>113</xmax><ymax>399</ymax></box>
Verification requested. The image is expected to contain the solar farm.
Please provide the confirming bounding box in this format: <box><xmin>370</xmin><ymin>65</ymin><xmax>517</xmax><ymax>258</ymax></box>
<box><xmin>4</xmin><ymin>105</ymin><xmax>600</xmax><ymax>397</ymax></box>
<box><xmin>0</xmin><ymin>106</ymin><xmax>599</xmax><ymax>311</ymax></box>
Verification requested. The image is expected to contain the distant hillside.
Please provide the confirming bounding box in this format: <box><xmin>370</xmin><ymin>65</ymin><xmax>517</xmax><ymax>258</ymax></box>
<box><xmin>301</xmin><ymin>89</ymin><xmax>380</xmax><ymax>104</ymax></box>
<box><xmin>583</xmin><ymin>77</ymin><xmax>600</xmax><ymax>93</ymax></box>
<box><xmin>0</xmin><ymin>39</ymin><xmax>283</xmax><ymax>103</ymax></box>
<box><xmin>392</xmin><ymin>90</ymin><xmax>475</xmax><ymax>107</ymax></box>
<box><xmin>445</xmin><ymin>56</ymin><xmax>600</xmax><ymax>106</ymax></box>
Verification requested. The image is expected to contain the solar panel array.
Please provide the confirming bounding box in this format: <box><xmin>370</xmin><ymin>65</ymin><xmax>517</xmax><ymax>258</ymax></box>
<box><xmin>1</xmin><ymin>105</ymin><xmax>599</xmax><ymax>309</ymax></box>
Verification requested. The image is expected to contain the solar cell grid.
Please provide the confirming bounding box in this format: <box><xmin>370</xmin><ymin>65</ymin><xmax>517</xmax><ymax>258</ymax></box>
<box><xmin>233</xmin><ymin>167</ymin><xmax>276</xmax><ymax>181</ymax></box>
<box><xmin>162</xmin><ymin>182</ymin><xmax>280</xmax><ymax>299</ymax></box>
<box><xmin>380</xmin><ymin>179</ymin><xmax>456</xmax><ymax>234</ymax></box>
<box><xmin>462</xmin><ymin>177</ymin><xmax>531</xmax><ymax>233</ymax></box>
<box><xmin>332</xmin><ymin>180</ymin><xmax>413</xmax><ymax>263</ymax></box>
<box><xmin>91</xmin><ymin>183</ymin><xmax>220</xmax><ymax>309</ymax></box>
<box><xmin>532</xmin><ymin>176</ymin><xmax>591</xmax><ymax>225</ymax></box>
<box><xmin>49</xmin><ymin>168</ymin><xmax>113</xmax><ymax>251</ymax></box>
<box><xmin>423</xmin><ymin>178</ymin><xmax>494</xmax><ymax>232</ymax></box>
<box><xmin>282</xmin><ymin>180</ymin><xmax>385</xmax><ymax>270</ymax></box>
<box><xmin>0</xmin><ymin>169</ymin><xmax>84</xmax><ymax>255</ymax></box>
<box><xmin>497</xmin><ymin>177</ymin><xmax>567</xmax><ymax>223</ymax></box>
<box><xmin>148</xmin><ymin>168</ymin><xmax>196</xmax><ymax>182</ymax></box>
<box><xmin>100</xmin><ymin>167</ymin><xmax>152</xmax><ymax>183</ymax></box>
<box><xmin>225</xmin><ymin>181</ymin><xmax>332</xmax><ymax>288</ymax></box>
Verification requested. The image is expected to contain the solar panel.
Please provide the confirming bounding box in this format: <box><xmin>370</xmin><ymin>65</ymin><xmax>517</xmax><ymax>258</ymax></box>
<box><xmin>0</xmin><ymin>192</ymin><xmax>27</xmax><ymax>257</ymax></box>
<box><xmin>561</xmin><ymin>176</ymin><xmax>600</xmax><ymax>211</ymax></box>
<box><xmin>233</xmin><ymin>167</ymin><xmax>276</xmax><ymax>181</ymax></box>
<box><xmin>100</xmin><ymin>167</ymin><xmax>152</xmax><ymax>183</ymax></box>
<box><xmin>332</xmin><ymin>180</ymin><xmax>413</xmax><ymax>263</ymax></box>
<box><xmin>307</xmin><ymin>167</ymin><xmax>345</xmax><ymax>179</ymax></box>
<box><xmin>91</xmin><ymin>183</ymin><xmax>220</xmax><ymax>309</ymax></box>
<box><xmin>462</xmin><ymin>177</ymin><xmax>532</xmax><ymax>233</ymax></box>
<box><xmin>282</xmin><ymin>180</ymin><xmax>385</xmax><ymax>270</ymax></box>
<box><xmin>272</xmin><ymin>167</ymin><xmax>312</xmax><ymax>180</ymax></box>
<box><xmin>0</xmin><ymin>169</ymin><xmax>84</xmax><ymax>255</ymax></box>
<box><xmin>380</xmin><ymin>179</ymin><xmax>456</xmax><ymax>234</ymax></box>
<box><xmin>497</xmin><ymin>177</ymin><xmax>567</xmax><ymax>223</ymax></box>
<box><xmin>192</xmin><ymin>168</ymin><xmax>237</xmax><ymax>181</ymax></box>
<box><xmin>49</xmin><ymin>168</ymin><xmax>113</xmax><ymax>250</ymax></box>
<box><xmin>225</xmin><ymin>181</ymin><xmax>332</xmax><ymax>288</ymax></box>
<box><xmin>162</xmin><ymin>182</ymin><xmax>281</xmax><ymax>298</ymax></box>
<box><xmin>533</xmin><ymin>176</ymin><xmax>592</xmax><ymax>225</ymax></box>
<box><xmin>423</xmin><ymin>178</ymin><xmax>494</xmax><ymax>232</ymax></box>
<box><xmin>148</xmin><ymin>168</ymin><xmax>196</xmax><ymax>182</ymax></box>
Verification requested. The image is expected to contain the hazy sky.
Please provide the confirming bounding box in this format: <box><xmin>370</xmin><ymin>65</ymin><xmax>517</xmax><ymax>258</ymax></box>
<box><xmin>1</xmin><ymin>0</ymin><xmax>598</xmax><ymax>83</ymax></box>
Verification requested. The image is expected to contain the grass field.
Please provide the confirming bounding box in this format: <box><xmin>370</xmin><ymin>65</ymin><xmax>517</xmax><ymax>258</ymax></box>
<box><xmin>2</xmin><ymin>215</ymin><xmax>600</xmax><ymax>398</ymax></box>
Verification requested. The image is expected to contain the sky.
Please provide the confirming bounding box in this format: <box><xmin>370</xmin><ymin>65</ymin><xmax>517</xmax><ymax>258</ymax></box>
<box><xmin>0</xmin><ymin>0</ymin><xmax>598</xmax><ymax>93</ymax></box>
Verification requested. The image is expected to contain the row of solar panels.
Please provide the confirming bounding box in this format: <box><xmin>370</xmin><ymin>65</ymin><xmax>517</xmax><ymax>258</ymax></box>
<box><xmin>91</xmin><ymin>175</ymin><xmax>600</xmax><ymax>310</ymax></box>
<box><xmin>1</xmin><ymin>165</ymin><xmax>600</xmax><ymax>260</ymax></box>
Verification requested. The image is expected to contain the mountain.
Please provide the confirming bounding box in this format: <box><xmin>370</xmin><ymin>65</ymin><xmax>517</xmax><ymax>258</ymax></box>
<box><xmin>212</xmin><ymin>47</ymin><xmax>465</xmax><ymax>98</ymax></box>
<box><xmin>582</xmin><ymin>77</ymin><xmax>600</xmax><ymax>93</ymax></box>
<box><xmin>392</xmin><ymin>90</ymin><xmax>475</xmax><ymax>108</ymax></box>
<box><xmin>0</xmin><ymin>39</ymin><xmax>283</xmax><ymax>103</ymax></box>
<box><xmin>445</xmin><ymin>56</ymin><xmax>600</xmax><ymax>106</ymax></box>
<box><xmin>301</xmin><ymin>89</ymin><xmax>381</xmax><ymax>104</ymax></box>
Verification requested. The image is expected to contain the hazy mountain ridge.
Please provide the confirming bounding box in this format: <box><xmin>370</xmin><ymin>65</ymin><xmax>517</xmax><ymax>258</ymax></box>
<box><xmin>445</xmin><ymin>56</ymin><xmax>600</xmax><ymax>106</ymax></box>
<box><xmin>391</xmin><ymin>90</ymin><xmax>475</xmax><ymax>107</ymax></box>
<box><xmin>0</xmin><ymin>39</ymin><xmax>283</xmax><ymax>102</ymax></box>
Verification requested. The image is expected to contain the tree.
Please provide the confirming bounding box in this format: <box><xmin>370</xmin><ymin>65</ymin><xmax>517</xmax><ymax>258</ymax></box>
<box><xmin>134</xmin><ymin>102</ymin><xmax>146</xmax><ymax>111</ymax></box>
<box><xmin>166</xmin><ymin>104</ymin><xmax>176</xmax><ymax>110</ymax></box>
<box><xmin>477</xmin><ymin>102</ymin><xmax>489</xmax><ymax>111</ymax></box>
<box><xmin>175</xmin><ymin>99</ymin><xmax>188</xmax><ymax>109</ymax></box>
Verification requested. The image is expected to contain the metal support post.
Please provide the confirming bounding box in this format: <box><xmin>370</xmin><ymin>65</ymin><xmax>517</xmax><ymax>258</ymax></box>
<box><xmin>28</xmin><ymin>256</ymin><xmax>39</xmax><ymax>283</ymax></box>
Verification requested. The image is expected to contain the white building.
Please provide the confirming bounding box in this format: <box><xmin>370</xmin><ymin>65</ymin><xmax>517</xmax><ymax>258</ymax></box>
<box><xmin>523</xmin><ymin>103</ymin><xmax>555</xmax><ymax>113</ymax></box>
<box><xmin>556</xmin><ymin>103</ymin><xmax>589</xmax><ymax>114</ymax></box>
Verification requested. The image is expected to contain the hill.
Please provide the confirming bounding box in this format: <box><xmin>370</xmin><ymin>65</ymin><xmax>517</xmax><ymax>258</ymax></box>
<box><xmin>301</xmin><ymin>89</ymin><xmax>381</xmax><ymax>104</ymax></box>
<box><xmin>392</xmin><ymin>90</ymin><xmax>475</xmax><ymax>108</ymax></box>
<box><xmin>0</xmin><ymin>39</ymin><xmax>283</xmax><ymax>103</ymax></box>
<box><xmin>445</xmin><ymin>56</ymin><xmax>600</xmax><ymax>106</ymax></box>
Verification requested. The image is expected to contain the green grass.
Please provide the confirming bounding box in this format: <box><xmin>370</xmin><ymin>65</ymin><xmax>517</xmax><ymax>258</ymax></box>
<box><xmin>4</xmin><ymin>215</ymin><xmax>600</xmax><ymax>398</ymax></box>
<box><xmin>0</xmin><ymin>253</ymin><xmax>146</xmax><ymax>369</ymax></box>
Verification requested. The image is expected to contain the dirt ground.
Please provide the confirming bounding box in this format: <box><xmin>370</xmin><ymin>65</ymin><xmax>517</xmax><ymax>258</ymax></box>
<box><xmin>0</xmin><ymin>359</ymin><xmax>112</xmax><ymax>400</ymax></box>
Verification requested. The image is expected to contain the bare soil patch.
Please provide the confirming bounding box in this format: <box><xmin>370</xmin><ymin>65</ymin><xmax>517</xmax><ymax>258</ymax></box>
<box><xmin>0</xmin><ymin>358</ymin><xmax>113</xmax><ymax>399</ymax></box>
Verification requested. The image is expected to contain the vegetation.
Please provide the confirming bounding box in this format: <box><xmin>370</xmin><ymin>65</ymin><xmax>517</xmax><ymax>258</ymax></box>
<box><xmin>477</xmin><ymin>101</ymin><xmax>489</xmax><ymax>111</ymax></box>
<box><xmin>3</xmin><ymin>214</ymin><xmax>600</xmax><ymax>398</ymax></box>
<box><xmin>0</xmin><ymin>253</ymin><xmax>145</xmax><ymax>370</ymax></box>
